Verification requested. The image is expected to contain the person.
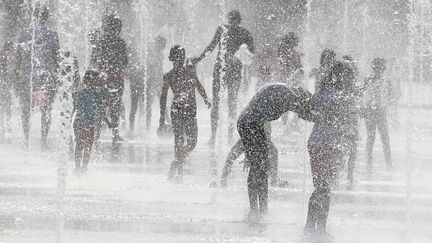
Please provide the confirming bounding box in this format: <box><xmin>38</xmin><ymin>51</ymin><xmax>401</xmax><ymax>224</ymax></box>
<box><xmin>0</xmin><ymin>41</ymin><xmax>17</xmax><ymax>142</ymax></box>
<box><xmin>199</xmin><ymin>10</ymin><xmax>254</xmax><ymax>144</ymax></box>
<box><xmin>363</xmin><ymin>58</ymin><xmax>392</xmax><ymax>173</ymax></box>
<box><xmin>220</xmin><ymin>121</ymin><xmax>282</xmax><ymax>188</ymax></box>
<box><xmin>312</xmin><ymin>49</ymin><xmax>336</xmax><ymax>91</ymax></box>
<box><xmin>128</xmin><ymin>48</ymin><xmax>145</xmax><ymax>135</ymax></box>
<box><xmin>237</xmin><ymin>84</ymin><xmax>314</xmax><ymax>215</ymax></box>
<box><xmin>159</xmin><ymin>45</ymin><xmax>211</xmax><ymax>181</ymax></box>
<box><xmin>91</xmin><ymin>14</ymin><xmax>128</xmax><ymax>142</ymax></box>
<box><xmin>72</xmin><ymin>70</ymin><xmax>103</xmax><ymax>174</ymax></box>
<box><xmin>255</xmin><ymin>45</ymin><xmax>275</xmax><ymax>90</ymax></box>
<box><xmin>304</xmin><ymin>61</ymin><xmax>355</xmax><ymax>238</ymax></box>
<box><xmin>277</xmin><ymin>32</ymin><xmax>303</xmax><ymax>87</ymax></box>
<box><xmin>16</xmin><ymin>5</ymin><xmax>60</xmax><ymax>148</ymax></box>
<box><xmin>341</xmin><ymin>55</ymin><xmax>362</xmax><ymax>189</ymax></box>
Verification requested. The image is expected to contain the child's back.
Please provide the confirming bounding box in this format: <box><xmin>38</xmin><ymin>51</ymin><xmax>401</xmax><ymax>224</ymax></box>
<box><xmin>73</xmin><ymin>89</ymin><xmax>103</xmax><ymax>126</ymax></box>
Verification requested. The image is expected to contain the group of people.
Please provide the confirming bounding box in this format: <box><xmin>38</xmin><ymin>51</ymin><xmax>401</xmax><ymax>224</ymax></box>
<box><xmin>0</xmin><ymin>5</ymin><xmax>397</xmax><ymax>239</ymax></box>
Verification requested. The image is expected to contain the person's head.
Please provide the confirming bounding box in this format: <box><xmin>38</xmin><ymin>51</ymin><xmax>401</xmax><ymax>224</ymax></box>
<box><xmin>325</xmin><ymin>61</ymin><xmax>354</xmax><ymax>90</ymax></box>
<box><xmin>33</xmin><ymin>5</ymin><xmax>49</xmax><ymax>24</ymax></box>
<box><xmin>320</xmin><ymin>49</ymin><xmax>336</xmax><ymax>68</ymax></box>
<box><xmin>371</xmin><ymin>57</ymin><xmax>386</xmax><ymax>75</ymax></box>
<box><xmin>155</xmin><ymin>35</ymin><xmax>167</xmax><ymax>51</ymax></box>
<box><xmin>228</xmin><ymin>10</ymin><xmax>242</xmax><ymax>25</ymax></box>
<box><xmin>83</xmin><ymin>70</ymin><xmax>100</xmax><ymax>90</ymax></box>
<box><xmin>169</xmin><ymin>45</ymin><xmax>186</xmax><ymax>65</ymax></box>
<box><xmin>282</xmin><ymin>32</ymin><xmax>299</xmax><ymax>48</ymax></box>
<box><xmin>102</xmin><ymin>14</ymin><xmax>123</xmax><ymax>36</ymax></box>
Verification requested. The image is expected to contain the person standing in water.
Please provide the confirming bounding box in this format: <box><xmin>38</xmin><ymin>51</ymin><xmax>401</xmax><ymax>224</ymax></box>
<box><xmin>159</xmin><ymin>45</ymin><xmax>211</xmax><ymax>181</ymax></box>
<box><xmin>363</xmin><ymin>58</ymin><xmax>392</xmax><ymax>173</ymax></box>
<box><xmin>199</xmin><ymin>10</ymin><xmax>254</xmax><ymax>145</ymax></box>
<box><xmin>16</xmin><ymin>5</ymin><xmax>60</xmax><ymax>148</ymax></box>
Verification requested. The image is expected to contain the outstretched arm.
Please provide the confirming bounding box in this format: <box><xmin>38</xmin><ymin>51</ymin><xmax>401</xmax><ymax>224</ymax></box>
<box><xmin>159</xmin><ymin>74</ymin><xmax>170</xmax><ymax>126</ymax></box>
<box><xmin>198</xmin><ymin>27</ymin><xmax>223</xmax><ymax>61</ymax></box>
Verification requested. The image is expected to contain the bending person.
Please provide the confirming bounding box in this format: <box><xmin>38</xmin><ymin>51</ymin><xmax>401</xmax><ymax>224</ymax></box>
<box><xmin>237</xmin><ymin>84</ymin><xmax>314</xmax><ymax>214</ymax></box>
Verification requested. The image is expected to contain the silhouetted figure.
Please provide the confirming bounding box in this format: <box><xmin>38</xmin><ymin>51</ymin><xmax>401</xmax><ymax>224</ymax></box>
<box><xmin>237</xmin><ymin>84</ymin><xmax>314</xmax><ymax>214</ymax></box>
<box><xmin>159</xmin><ymin>45</ymin><xmax>211</xmax><ymax>181</ymax></box>
<box><xmin>0</xmin><ymin>41</ymin><xmax>17</xmax><ymax>142</ymax></box>
<box><xmin>277</xmin><ymin>32</ymin><xmax>303</xmax><ymax>87</ymax></box>
<box><xmin>255</xmin><ymin>45</ymin><xmax>275</xmax><ymax>90</ymax></box>
<box><xmin>304</xmin><ymin>61</ymin><xmax>355</xmax><ymax>238</ymax></box>
<box><xmin>91</xmin><ymin>14</ymin><xmax>128</xmax><ymax>142</ymax></box>
<box><xmin>342</xmin><ymin>55</ymin><xmax>361</xmax><ymax>189</ymax></box>
<box><xmin>16</xmin><ymin>6</ymin><xmax>60</xmax><ymax>148</ymax></box>
<box><xmin>199</xmin><ymin>10</ymin><xmax>254</xmax><ymax>145</ymax></box>
<box><xmin>363</xmin><ymin>58</ymin><xmax>392</xmax><ymax>173</ymax></box>
<box><xmin>73</xmin><ymin>70</ymin><xmax>103</xmax><ymax>174</ymax></box>
<box><xmin>312</xmin><ymin>49</ymin><xmax>336</xmax><ymax>91</ymax></box>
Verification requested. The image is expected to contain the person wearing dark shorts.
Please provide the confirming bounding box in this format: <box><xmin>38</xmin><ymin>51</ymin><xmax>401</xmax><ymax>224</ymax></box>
<box><xmin>73</xmin><ymin>70</ymin><xmax>103</xmax><ymax>174</ymax></box>
<box><xmin>159</xmin><ymin>45</ymin><xmax>211</xmax><ymax>181</ymax></box>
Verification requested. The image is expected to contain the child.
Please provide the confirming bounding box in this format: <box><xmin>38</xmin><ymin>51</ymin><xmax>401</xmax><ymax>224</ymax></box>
<box><xmin>304</xmin><ymin>61</ymin><xmax>355</xmax><ymax>238</ymax></box>
<box><xmin>73</xmin><ymin>70</ymin><xmax>103</xmax><ymax>173</ymax></box>
<box><xmin>237</xmin><ymin>84</ymin><xmax>314</xmax><ymax>214</ymax></box>
<box><xmin>159</xmin><ymin>45</ymin><xmax>211</xmax><ymax>181</ymax></box>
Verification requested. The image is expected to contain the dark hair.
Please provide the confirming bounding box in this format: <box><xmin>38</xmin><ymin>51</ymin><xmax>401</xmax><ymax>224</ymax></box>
<box><xmin>102</xmin><ymin>14</ymin><xmax>122</xmax><ymax>36</ymax></box>
<box><xmin>325</xmin><ymin>61</ymin><xmax>354</xmax><ymax>90</ymax></box>
<box><xmin>282</xmin><ymin>32</ymin><xmax>298</xmax><ymax>47</ymax></box>
<box><xmin>372</xmin><ymin>57</ymin><xmax>386</xmax><ymax>71</ymax></box>
<box><xmin>83</xmin><ymin>70</ymin><xmax>100</xmax><ymax>87</ymax></box>
<box><xmin>34</xmin><ymin>5</ymin><xmax>49</xmax><ymax>23</ymax></box>
<box><xmin>228</xmin><ymin>10</ymin><xmax>242</xmax><ymax>25</ymax></box>
<box><xmin>320</xmin><ymin>49</ymin><xmax>336</xmax><ymax>67</ymax></box>
<box><xmin>169</xmin><ymin>45</ymin><xmax>185</xmax><ymax>62</ymax></box>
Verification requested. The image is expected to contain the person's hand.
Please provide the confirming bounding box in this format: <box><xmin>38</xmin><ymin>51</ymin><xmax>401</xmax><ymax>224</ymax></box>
<box><xmin>204</xmin><ymin>99</ymin><xmax>211</xmax><ymax>109</ymax></box>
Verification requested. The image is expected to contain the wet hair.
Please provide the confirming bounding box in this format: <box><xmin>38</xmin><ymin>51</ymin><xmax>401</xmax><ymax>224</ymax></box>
<box><xmin>33</xmin><ymin>5</ymin><xmax>49</xmax><ymax>23</ymax></box>
<box><xmin>228</xmin><ymin>10</ymin><xmax>242</xmax><ymax>25</ymax></box>
<box><xmin>169</xmin><ymin>45</ymin><xmax>185</xmax><ymax>62</ymax></box>
<box><xmin>372</xmin><ymin>57</ymin><xmax>386</xmax><ymax>71</ymax></box>
<box><xmin>326</xmin><ymin>61</ymin><xmax>354</xmax><ymax>90</ymax></box>
<box><xmin>282</xmin><ymin>32</ymin><xmax>299</xmax><ymax>47</ymax></box>
<box><xmin>155</xmin><ymin>35</ymin><xmax>167</xmax><ymax>49</ymax></box>
<box><xmin>320</xmin><ymin>49</ymin><xmax>336</xmax><ymax>67</ymax></box>
<box><xmin>83</xmin><ymin>70</ymin><xmax>100</xmax><ymax>87</ymax></box>
<box><xmin>102</xmin><ymin>14</ymin><xmax>123</xmax><ymax>36</ymax></box>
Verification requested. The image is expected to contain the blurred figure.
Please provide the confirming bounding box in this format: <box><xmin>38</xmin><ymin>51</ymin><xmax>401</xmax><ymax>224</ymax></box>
<box><xmin>304</xmin><ymin>61</ymin><xmax>355</xmax><ymax>238</ymax></box>
<box><xmin>312</xmin><ymin>49</ymin><xmax>336</xmax><ymax>91</ymax></box>
<box><xmin>277</xmin><ymin>32</ymin><xmax>303</xmax><ymax>87</ymax></box>
<box><xmin>363</xmin><ymin>58</ymin><xmax>392</xmax><ymax>173</ymax></box>
<box><xmin>16</xmin><ymin>5</ymin><xmax>60</xmax><ymax>148</ymax></box>
<box><xmin>159</xmin><ymin>45</ymin><xmax>211</xmax><ymax>181</ymax></box>
<box><xmin>73</xmin><ymin>70</ymin><xmax>103</xmax><ymax>174</ymax></box>
<box><xmin>341</xmin><ymin>56</ymin><xmax>362</xmax><ymax>190</ymax></box>
<box><xmin>199</xmin><ymin>10</ymin><xmax>254</xmax><ymax>145</ymax></box>
<box><xmin>255</xmin><ymin>44</ymin><xmax>275</xmax><ymax>90</ymax></box>
<box><xmin>91</xmin><ymin>14</ymin><xmax>128</xmax><ymax>142</ymax></box>
<box><xmin>0</xmin><ymin>40</ymin><xmax>17</xmax><ymax>142</ymax></box>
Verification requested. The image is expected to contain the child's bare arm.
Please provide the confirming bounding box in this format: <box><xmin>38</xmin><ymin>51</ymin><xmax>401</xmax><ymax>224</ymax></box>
<box><xmin>193</xmin><ymin>71</ymin><xmax>211</xmax><ymax>108</ymax></box>
<box><xmin>159</xmin><ymin>74</ymin><xmax>170</xmax><ymax>125</ymax></box>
